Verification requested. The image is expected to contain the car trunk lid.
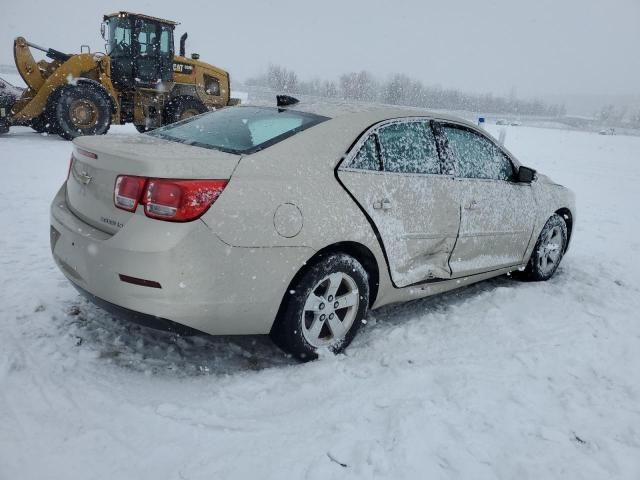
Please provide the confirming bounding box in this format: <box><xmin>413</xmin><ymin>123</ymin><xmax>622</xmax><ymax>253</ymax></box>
<box><xmin>66</xmin><ymin>134</ymin><xmax>240</xmax><ymax>234</ymax></box>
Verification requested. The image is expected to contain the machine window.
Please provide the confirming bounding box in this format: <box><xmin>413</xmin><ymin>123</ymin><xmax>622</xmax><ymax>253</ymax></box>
<box><xmin>136</xmin><ymin>20</ymin><xmax>159</xmax><ymax>55</ymax></box>
<box><xmin>108</xmin><ymin>18</ymin><xmax>132</xmax><ymax>57</ymax></box>
<box><xmin>203</xmin><ymin>75</ymin><xmax>220</xmax><ymax>96</ymax></box>
<box><xmin>159</xmin><ymin>28</ymin><xmax>172</xmax><ymax>55</ymax></box>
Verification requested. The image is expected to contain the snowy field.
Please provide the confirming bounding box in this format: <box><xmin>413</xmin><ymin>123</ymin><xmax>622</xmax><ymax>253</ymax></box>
<box><xmin>1</xmin><ymin>120</ymin><xmax>640</xmax><ymax>479</ymax></box>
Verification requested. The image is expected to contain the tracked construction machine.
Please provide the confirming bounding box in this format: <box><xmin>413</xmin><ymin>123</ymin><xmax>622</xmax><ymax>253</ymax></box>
<box><xmin>0</xmin><ymin>11</ymin><xmax>239</xmax><ymax>139</ymax></box>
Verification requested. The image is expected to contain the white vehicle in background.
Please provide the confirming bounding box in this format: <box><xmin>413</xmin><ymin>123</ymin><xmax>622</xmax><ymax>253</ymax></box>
<box><xmin>50</xmin><ymin>97</ymin><xmax>576</xmax><ymax>360</ymax></box>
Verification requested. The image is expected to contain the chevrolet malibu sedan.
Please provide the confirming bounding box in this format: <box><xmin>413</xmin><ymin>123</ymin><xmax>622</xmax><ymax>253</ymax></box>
<box><xmin>50</xmin><ymin>98</ymin><xmax>575</xmax><ymax>360</ymax></box>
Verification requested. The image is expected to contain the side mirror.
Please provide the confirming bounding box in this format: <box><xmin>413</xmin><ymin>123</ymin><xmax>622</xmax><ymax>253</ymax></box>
<box><xmin>517</xmin><ymin>166</ymin><xmax>536</xmax><ymax>183</ymax></box>
<box><xmin>100</xmin><ymin>23</ymin><xmax>106</xmax><ymax>40</ymax></box>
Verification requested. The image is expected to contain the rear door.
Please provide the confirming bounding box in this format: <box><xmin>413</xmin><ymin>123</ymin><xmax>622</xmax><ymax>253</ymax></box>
<box><xmin>437</xmin><ymin>122</ymin><xmax>536</xmax><ymax>275</ymax></box>
<box><xmin>338</xmin><ymin>119</ymin><xmax>460</xmax><ymax>287</ymax></box>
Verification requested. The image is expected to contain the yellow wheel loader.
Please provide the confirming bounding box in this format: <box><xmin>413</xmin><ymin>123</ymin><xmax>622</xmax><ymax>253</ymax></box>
<box><xmin>0</xmin><ymin>11</ymin><xmax>239</xmax><ymax>140</ymax></box>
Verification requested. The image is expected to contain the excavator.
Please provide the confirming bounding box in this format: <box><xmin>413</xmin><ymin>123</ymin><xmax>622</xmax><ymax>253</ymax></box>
<box><xmin>0</xmin><ymin>11</ymin><xmax>239</xmax><ymax>140</ymax></box>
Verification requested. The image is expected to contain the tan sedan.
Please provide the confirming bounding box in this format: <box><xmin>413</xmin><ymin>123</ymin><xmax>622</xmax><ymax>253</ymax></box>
<box><xmin>50</xmin><ymin>98</ymin><xmax>575</xmax><ymax>360</ymax></box>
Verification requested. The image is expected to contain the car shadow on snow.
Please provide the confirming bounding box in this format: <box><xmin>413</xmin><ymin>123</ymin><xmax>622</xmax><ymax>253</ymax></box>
<box><xmin>62</xmin><ymin>299</ymin><xmax>297</xmax><ymax>377</ymax></box>
<box><xmin>61</xmin><ymin>271</ymin><xmax>558</xmax><ymax>377</ymax></box>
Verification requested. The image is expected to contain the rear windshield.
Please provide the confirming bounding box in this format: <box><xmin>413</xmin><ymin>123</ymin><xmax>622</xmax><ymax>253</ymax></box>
<box><xmin>150</xmin><ymin>106</ymin><xmax>329</xmax><ymax>154</ymax></box>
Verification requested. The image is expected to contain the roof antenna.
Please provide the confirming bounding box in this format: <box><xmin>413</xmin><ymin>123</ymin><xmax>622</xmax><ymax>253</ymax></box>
<box><xmin>276</xmin><ymin>95</ymin><xmax>299</xmax><ymax>107</ymax></box>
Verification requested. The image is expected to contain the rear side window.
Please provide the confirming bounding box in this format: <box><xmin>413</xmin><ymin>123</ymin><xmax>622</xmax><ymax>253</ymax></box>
<box><xmin>442</xmin><ymin>126</ymin><xmax>515</xmax><ymax>181</ymax></box>
<box><xmin>150</xmin><ymin>106</ymin><xmax>328</xmax><ymax>154</ymax></box>
<box><xmin>378</xmin><ymin>121</ymin><xmax>440</xmax><ymax>174</ymax></box>
<box><xmin>349</xmin><ymin>136</ymin><xmax>381</xmax><ymax>170</ymax></box>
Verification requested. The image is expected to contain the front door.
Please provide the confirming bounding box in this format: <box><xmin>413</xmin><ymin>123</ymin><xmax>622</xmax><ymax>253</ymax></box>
<box><xmin>438</xmin><ymin>123</ymin><xmax>536</xmax><ymax>276</ymax></box>
<box><xmin>338</xmin><ymin>119</ymin><xmax>460</xmax><ymax>287</ymax></box>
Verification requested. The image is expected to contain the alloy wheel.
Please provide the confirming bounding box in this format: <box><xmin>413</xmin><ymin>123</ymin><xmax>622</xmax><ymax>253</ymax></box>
<box><xmin>301</xmin><ymin>272</ymin><xmax>360</xmax><ymax>348</ymax></box>
<box><xmin>538</xmin><ymin>225</ymin><xmax>563</xmax><ymax>275</ymax></box>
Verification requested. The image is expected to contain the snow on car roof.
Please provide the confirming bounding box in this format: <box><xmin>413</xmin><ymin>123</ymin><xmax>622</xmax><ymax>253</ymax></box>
<box><xmin>244</xmin><ymin>94</ymin><xmax>476</xmax><ymax>128</ymax></box>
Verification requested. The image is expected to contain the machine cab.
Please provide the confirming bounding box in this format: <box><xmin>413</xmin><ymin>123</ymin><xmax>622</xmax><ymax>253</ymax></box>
<box><xmin>103</xmin><ymin>12</ymin><xmax>175</xmax><ymax>89</ymax></box>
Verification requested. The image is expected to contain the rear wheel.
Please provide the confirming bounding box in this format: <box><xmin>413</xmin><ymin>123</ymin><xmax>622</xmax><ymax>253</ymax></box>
<box><xmin>55</xmin><ymin>83</ymin><xmax>111</xmax><ymax>140</ymax></box>
<box><xmin>134</xmin><ymin>124</ymin><xmax>154</xmax><ymax>134</ymax></box>
<box><xmin>30</xmin><ymin>91</ymin><xmax>61</xmax><ymax>134</ymax></box>
<box><xmin>164</xmin><ymin>96</ymin><xmax>207</xmax><ymax>124</ymax></box>
<box><xmin>271</xmin><ymin>254</ymin><xmax>369</xmax><ymax>361</ymax></box>
<box><xmin>522</xmin><ymin>214</ymin><xmax>568</xmax><ymax>281</ymax></box>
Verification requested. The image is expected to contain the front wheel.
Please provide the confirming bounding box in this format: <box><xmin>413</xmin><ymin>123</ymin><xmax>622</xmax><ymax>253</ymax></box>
<box><xmin>271</xmin><ymin>254</ymin><xmax>370</xmax><ymax>361</ymax></box>
<box><xmin>522</xmin><ymin>214</ymin><xmax>568</xmax><ymax>281</ymax></box>
<box><xmin>55</xmin><ymin>84</ymin><xmax>111</xmax><ymax>140</ymax></box>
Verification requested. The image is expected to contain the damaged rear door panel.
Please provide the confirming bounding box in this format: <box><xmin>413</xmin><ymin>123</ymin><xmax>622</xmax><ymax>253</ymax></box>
<box><xmin>338</xmin><ymin>118</ymin><xmax>460</xmax><ymax>287</ymax></box>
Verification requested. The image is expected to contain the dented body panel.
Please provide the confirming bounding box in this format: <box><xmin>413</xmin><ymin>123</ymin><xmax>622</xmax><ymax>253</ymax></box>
<box><xmin>50</xmin><ymin>104</ymin><xmax>576</xmax><ymax>335</ymax></box>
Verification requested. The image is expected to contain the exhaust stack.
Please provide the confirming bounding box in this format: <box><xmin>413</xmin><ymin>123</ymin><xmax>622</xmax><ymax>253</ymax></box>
<box><xmin>179</xmin><ymin>33</ymin><xmax>188</xmax><ymax>57</ymax></box>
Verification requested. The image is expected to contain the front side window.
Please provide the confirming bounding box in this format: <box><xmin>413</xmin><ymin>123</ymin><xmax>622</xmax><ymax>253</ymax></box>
<box><xmin>442</xmin><ymin>125</ymin><xmax>515</xmax><ymax>181</ymax></box>
<box><xmin>150</xmin><ymin>106</ymin><xmax>328</xmax><ymax>154</ymax></box>
<box><xmin>349</xmin><ymin>136</ymin><xmax>380</xmax><ymax>170</ymax></box>
<box><xmin>378</xmin><ymin>121</ymin><xmax>440</xmax><ymax>174</ymax></box>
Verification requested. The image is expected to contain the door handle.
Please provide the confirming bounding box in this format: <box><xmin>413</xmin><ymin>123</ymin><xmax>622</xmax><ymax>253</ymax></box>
<box><xmin>373</xmin><ymin>199</ymin><xmax>392</xmax><ymax>210</ymax></box>
<box><xmin>464</xmin><ymin>200</ymin><xmax>479</xmax><ymax>210</ymax></box>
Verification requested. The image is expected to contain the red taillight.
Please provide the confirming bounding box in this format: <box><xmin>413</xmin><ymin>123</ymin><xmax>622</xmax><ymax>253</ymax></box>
<box><xmin>113</xmin><ymin>176</ymin><xmax>227</xmax><ymax>221</ymax></box>
<box><xmin>114</xmin><ymin>175</ymin><xmax>146</xmax><ymax>212</ymax></box>
<box><xmin>143</xmin><ymin>179</ymin><xmax>228</xmax><ymax>221</ymax></box>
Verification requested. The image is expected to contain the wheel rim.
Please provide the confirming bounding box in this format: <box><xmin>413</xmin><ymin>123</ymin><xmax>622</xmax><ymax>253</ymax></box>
<box><xmin>301</xmin><ymin>272</ymin><xmax>360</xmax><ymax>348</ymax></box>
<box><xmin>69</xmin><ymin>99</ymin><xmax>98</xmax><ymax>129</ymax></box>
<box><xmin>538</xmin><ymin>225</ymin><xmax>563</xmax><ymax>275</ymax></box>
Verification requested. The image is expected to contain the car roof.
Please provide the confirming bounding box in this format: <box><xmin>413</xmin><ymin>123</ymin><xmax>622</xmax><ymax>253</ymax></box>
<box><xmin>245</xmin><ymin>95</ymin><xmax>478</xmax><ymax>129</ymax></box>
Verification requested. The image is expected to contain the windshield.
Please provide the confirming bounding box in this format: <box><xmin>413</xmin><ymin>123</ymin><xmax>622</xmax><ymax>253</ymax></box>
<box><xmin>149</xmin><ymin>106</ymin><xmax>329</xmax><ymax>154</ymax></box>
<box><xmin>107</xmin><ymin>17</ymin><xmax>132</xmax><ymax>57</ymax></box>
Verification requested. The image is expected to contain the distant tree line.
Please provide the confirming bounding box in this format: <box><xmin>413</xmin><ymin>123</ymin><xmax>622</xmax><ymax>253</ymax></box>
<box><xmin>246</xmin><ymin>64</ymin><xmax>567</xmax><ymax>117</ymax></box>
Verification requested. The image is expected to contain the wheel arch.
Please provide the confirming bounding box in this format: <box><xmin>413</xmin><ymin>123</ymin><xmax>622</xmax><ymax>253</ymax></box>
<box><xmin>313</xmin><ymin>241</ymin><xmax>380</xmax><ymax>307</ymax></box>
<box><xmin>275</xmin><ymin>241</ymin><xmax>380</xmax><ymax>322</ymax></box>
<box><xmin>555</xmin><ymin>207</ymin><xmax>573</xmax><ymax>252</ymax></box>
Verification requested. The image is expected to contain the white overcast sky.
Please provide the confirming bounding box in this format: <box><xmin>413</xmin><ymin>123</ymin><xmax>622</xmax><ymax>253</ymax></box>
<box><xmin>1</xmin><ymin>0</ymin><xmax>638</xmax><ymax>99</ymax></box>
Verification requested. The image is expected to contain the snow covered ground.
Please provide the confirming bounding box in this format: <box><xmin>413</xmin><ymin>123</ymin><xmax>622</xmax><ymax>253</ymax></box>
<box><xmin>1</xmin><ymin>120</ymin><xmax>640</xmax><ymax>479</ymax></box>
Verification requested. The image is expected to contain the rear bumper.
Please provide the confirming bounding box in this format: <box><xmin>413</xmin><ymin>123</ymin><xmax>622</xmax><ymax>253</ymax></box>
<box><xmin>50</xmin><ymin>184</ymin><xmax>313</xmax><ymax>335</ymax></box>
<box><xmin>71</xmin><ymin>282</ymin><xmax>203</xmax><ymax>335</ymax></box>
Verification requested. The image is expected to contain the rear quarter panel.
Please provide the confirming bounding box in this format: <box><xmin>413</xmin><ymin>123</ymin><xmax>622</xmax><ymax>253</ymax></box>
<box><xmin>201</xmin><ymin>117</ymin><xmax>394</xmax><ymax>303</ymax></box>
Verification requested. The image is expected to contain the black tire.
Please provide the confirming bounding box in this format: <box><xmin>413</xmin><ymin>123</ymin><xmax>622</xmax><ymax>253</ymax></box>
<box><xmin>30</xmin><ymin>114</ymin><xmax>59</xmax><ymax>134</ymax></box>
<box><xmin>134</xmin><ymin>124</ymin><xmax>153</xmax><ymax>134</ymax></box>
<box><xmin>164</xmin><ymin>96</ymin><xmax>207</xmax><ymax>124</ymax></box>
<box><xmin>30</xmin><ymin>90</ymin><xmax>61</xmax><ymax>134</ymax></box>
<box><xmin>522</xmin><ymin>214</ymin><xmax>568</xmax><ymax>281</ymax></box>
<box><xmin>271</xmin><ymin>254</ymin><xmax>370</xmax><ymax>361</ymax></box>
<box><xmin>54</xmin><ymin>83</ymin><xmax>111</xmax><ymax>140</ymax></box>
